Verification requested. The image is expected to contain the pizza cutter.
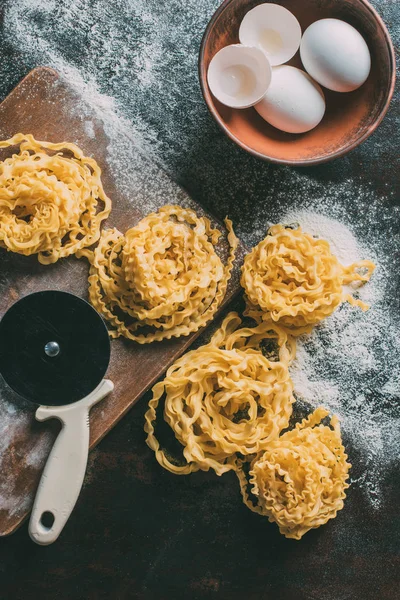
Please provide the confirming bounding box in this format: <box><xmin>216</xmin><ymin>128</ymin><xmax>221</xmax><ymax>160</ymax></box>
<box><xmin>0</xmin><ymin>291</ymin><xmax>113</xmax><ymax>545</ymax></box>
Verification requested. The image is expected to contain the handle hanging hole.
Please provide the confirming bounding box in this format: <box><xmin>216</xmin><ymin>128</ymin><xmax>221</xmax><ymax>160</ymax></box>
<box><xmin>40</xmin><ymin>511</ymin><xmax>55</xmax><ymax>530</ymax></box>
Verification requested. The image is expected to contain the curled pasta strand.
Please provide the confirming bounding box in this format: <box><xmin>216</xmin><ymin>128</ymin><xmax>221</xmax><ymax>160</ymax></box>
<box><xmin>342</xmin><ymin>260</ymin><xmax>376</xmax><ymax>310</ymax></box>
<box><xmin>79</xmin><ymin>206</ymin><xmax>238</xmax><ymax>343</ymax></box>
<box><xmin>0</xmin><ymin>133</ymin><xmax>111</xmax><ymax>263</ymax></box>
<box><xmin>144</xmin><ymin>312</ymin><xmax>295</xmax><ymax>475</ymax></box>
<box><xmin>241</xmin><ymin>224</ymin><xmax>375</xmax><ymax>334</ymax></box>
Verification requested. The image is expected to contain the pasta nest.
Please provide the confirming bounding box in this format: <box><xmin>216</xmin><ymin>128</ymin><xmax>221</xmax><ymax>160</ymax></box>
<box><xmin>0</xmin><ymin>133</ymin><xmax>111</xmax><ymax>264</ymax></box>
<box><xmin>241</xmin><ymin>224</ymin><xmax>375</xmax><ymax>334</ymax></box>
<box><xmin>237</xmin><ymin>407</ymin><xmax>351</xmax><ymax>540</ymax></box>
<box><xmin>145</xmin><ymin>312</ymin><xmax>296</xmax><ymax>475</ymax></box>
<box><xmin>79</xmin><ymin>205</ymin><xmax>238</xmax><ymax>343</ymax></box>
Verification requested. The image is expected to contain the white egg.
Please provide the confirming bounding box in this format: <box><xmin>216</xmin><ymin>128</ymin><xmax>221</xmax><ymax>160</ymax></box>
<box><xmin>207</xmin><ymin>44</ymin><xmax>272</xmax><ymax>108</ymax></box>
<box><xmin>239</xmin><ymin>3</ymin><xmax>301</xmax><ymax>66</ymax></box>
<box><xmin>255</xmin><ymin>66</ymin><xmax>325</xmax><ymax>134</ymax></box>
<box><xmin>300</xmin><ymin>19</ymin><xmax>371</xmax><ymax>92</ymax></box>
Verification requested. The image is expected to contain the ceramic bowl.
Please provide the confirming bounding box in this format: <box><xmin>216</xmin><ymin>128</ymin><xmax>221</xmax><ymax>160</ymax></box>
<box><xmin>199</xmin><ymin>0</ymin><xmax>396</xmax><ymax>165</ymax></box>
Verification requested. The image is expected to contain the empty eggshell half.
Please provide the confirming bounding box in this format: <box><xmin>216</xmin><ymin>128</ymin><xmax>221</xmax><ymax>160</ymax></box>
<box><xmin>239</xmin><ymin>3</ymin><xmax>301</xmax><ymax>66</ymax></box>
<box><xmin>207</xmin><ymin>44</ymin><xmax>272</xmax><ymax>108</ymax></box>
<box><xmin>255</xmin><ymin>66</ymin><xmax>326</xmax><ymax>134</ymax></box>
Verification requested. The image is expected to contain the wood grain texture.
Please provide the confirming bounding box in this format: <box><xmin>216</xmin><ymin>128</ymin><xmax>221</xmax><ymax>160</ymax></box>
<box><xmin>0</xmin><ymin>67</ymin><xmax>246</xmax><ymax>537</ymax></box>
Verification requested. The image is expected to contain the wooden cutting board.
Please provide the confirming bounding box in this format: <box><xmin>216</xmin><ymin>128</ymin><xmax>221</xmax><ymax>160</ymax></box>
<box><xmin>0</xmin><ymin>67</ymin><xmax>246</xmax><ymax>536</ymax></box>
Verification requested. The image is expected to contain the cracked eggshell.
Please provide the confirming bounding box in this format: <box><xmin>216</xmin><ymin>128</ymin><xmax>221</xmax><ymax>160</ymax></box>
<box><xmin>239</xmin><ymin>3</ymin><xmax>301</xmax><ymax>66</ymax></box>
<box><xmin>207</xmin><ymin>44</ymin><xmax>272</xmax><ymax>109</ymax></box>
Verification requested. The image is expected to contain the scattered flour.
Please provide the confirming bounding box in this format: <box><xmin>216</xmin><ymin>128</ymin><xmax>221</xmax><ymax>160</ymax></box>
<box><xmin>0</xmin><ymin>391</ymin><xmax>53</xmax><ymax>518</ymax></box>
<box><xmin>2</xmin><ymin>4</ymin><xmax>202</xmax><ymax>216</ymax></box>
<box><xmin>282</xmin><ymin>210</ymin><xmax>363</xmax><ymax>266</ymax></box>
<box><xmin>279</xmin><ymin>212</ymin><xmax>400</xmax><ymax>510</ymax></box>
<box><xmin>0</xmin><ymin>0</ymin><xmax>398</xmax><ymax>519</ymax></box>
<box><xmin>2</xmin><ymin>0</ymin><xmax>221</xmax><ymax>168</ymax></box>
<box><xmin>83</xmin><ymin>120</ymin><xmax>96</xmax><ymax>139</ymax></box>
<box><xmin>0</xmin><ymin>0</ymin><xmax>220</xmax><ymax>520</ymax></box>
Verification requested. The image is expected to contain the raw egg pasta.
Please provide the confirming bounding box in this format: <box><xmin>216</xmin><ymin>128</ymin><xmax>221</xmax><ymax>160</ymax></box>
<box><xmin>241</xmin><ymin>224</ymin><xmax>375</xmax><ymax>334</ymax></box>
<box><xmin>0</xmin><ymin>133</ymin><xmax>111</xmax><ymax>264</ymax></box>
<box><xmin>144</xmin><ymin>312</ymin><xmax>295</xmax><ymax>475</ymax></box>
<box><xmin>144</xmin><ymin>222</ymin><xmax>372</xmax><ymax>539</ymax></box>
<box><xmin>79</xmin><ymin>205</ymin><xmax>238</xmax><ymax>343</ymax></box>
<box><xmin>236</xmin><ymin>407</ymin><xmax>351</xmax><ymax>539</ymax></box>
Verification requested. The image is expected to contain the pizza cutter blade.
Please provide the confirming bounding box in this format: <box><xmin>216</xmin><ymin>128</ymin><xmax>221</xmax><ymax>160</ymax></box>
<box><xmin>0</xmin><ymin>291</ymin><xmax>114</xmax><ymax>545</ymax></box>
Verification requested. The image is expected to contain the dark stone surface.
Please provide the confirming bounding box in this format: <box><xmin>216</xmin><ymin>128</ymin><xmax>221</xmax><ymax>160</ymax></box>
<box><xmin>0</xmin><ymin>1</ymin><xmax>399</xmax><ymax>599</ymax></box>
<box><xmin>1</xmin><ymin>391</ymin><xmax>399</xmax><ymax>600</ymax></box>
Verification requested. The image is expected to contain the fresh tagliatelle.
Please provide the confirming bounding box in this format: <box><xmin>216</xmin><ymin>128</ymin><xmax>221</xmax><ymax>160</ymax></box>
<box><xmin>236</xmin><ymin>407</ymin><xmax>351</xmax><ymax>540</ymax></box>
<box><xmin>0</xmin><ymin>133</ymin><xmax>111</xmax><ymax>264</ymax></box>
<box><xmin>241</xmin><ymin>224</ymin><xmax>375</xmax><ymax>334</ymax></box>
<box><xmin>78</xmin><ymin>205</ymin><xmax>238</xmax><ymax>343</ymax></box>
<box><xmin>144</xmin><ymin>312</ymin><xmax>295</xmax><ymax>475</ymax></box>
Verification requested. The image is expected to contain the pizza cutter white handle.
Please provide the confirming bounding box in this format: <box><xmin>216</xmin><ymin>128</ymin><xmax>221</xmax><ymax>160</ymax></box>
<box><xmin>29</xmin><ymin>379</ymin><xmax>114</xmax><ymax>545</ymax></box>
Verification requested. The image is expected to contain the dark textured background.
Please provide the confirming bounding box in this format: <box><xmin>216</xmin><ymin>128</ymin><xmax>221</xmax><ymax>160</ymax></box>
<box><xmin>0</xmin><ymin>1</ymin><xmax>399</xmax><ymax>599</ymax></box>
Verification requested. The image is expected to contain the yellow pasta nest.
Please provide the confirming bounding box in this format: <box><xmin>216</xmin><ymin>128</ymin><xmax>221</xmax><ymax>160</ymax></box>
<box><xmin>79</xmin><ymin>205</ymin><xmax>238</xmax><ymax>343</ymax></box>
<box><xmin>0</xmin><ymin>133</ymin><xmax>111</xmax><ymax>264</ymax></box>
<box><xmin>144</xmin><ymin>312</ymin><xmax>295</xmax><ymax>475</ymax></box>
<box><xmin>237</xmin><ymin>407</ymin><xmax>351</xmax><ymax>540</ymax></box>
<box><xmin>241</xmin><ymin>224</ymin><xmax>375</xmax><ymax>334</ymax></box>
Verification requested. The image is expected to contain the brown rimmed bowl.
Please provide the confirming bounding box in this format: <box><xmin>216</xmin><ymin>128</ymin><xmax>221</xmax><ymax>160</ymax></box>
<box><xmin>199</xmin><ymin>0</ymin><xmax>396</xmax><ymax>166</ymax></box>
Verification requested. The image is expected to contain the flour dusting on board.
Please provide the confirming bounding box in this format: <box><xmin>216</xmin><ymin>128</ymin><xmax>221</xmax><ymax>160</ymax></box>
<box><xmin>0</xmin><ymin>385</ymin><xmax>53</xmax><ymax>517</ymax></box>
<box><xmin>3</xmin><ymin>0</ymin><xmax>221</xmax><ymax>167</ymax></box>
<box><xmin>3</xmin><ymin>2</ymin><xmax>197</xmax><ymax>214</ymax></box>
<box><xmin>0</xmin><ymin>0</ymin><xmax>227</xmax><ymax>520</ymax></box>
